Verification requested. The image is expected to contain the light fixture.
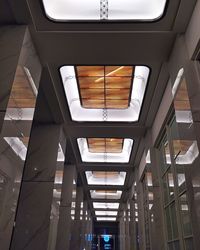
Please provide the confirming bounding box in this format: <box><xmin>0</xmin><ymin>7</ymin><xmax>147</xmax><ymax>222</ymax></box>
<box><xmin>95</xmin><ymin>211</ymin><xmax>118</xmax><ymax>216</ymax></box>
<box><xmin>78</xmin><ymin>138</ymin><xmax>133</xmax><ymax>163</ymax></box>
<box><xmin>96</xmin><ymin>217</ymin><xmax>116</xmax><ymax>221</ymax></box>
<box><xmin>90</xmin><ymin>190</ymin><xmax>122</xmax><ymax>199</ymax></box>
<box><xmin>93</xmin><ymin>202</ymin><xmax>119</xmax><ymax>209</ymax></box>
<box><xmin>86</xmin><ymin>171</ymin><xmax>126</xmax><ymax>186</ymax></box>
<box><xmin>42</xmin><ymin>0</ymin><xmax>167</xmax><ymax>21</ymax></box>
<box><xmin>60</xmin><ymin>65</ymin><xmax>150</xmax><ymax>122</ymax></box>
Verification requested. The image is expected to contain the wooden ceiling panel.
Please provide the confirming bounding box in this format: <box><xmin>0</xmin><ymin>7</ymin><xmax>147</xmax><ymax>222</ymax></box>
<box><xmin>77</xmin><ymin>66</ymin><xmax>104</xmax><ymax>76</ymax></box>
<box><xmin>88</xmin><ymin>138</ymin><xmax>123</xmax><ymax>153</ymax></box>
<box><xmin>105</xmin><ymin>66</ymin><xmax>133</xmax><ymax>76</ymax></box>
<box><xmin>76</xmin><ymin>65</ymin><xmax>134</xmax><ymax>109</ymax></box>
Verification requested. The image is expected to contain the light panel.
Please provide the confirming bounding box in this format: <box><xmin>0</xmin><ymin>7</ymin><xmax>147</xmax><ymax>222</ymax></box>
<box><xmin>96</xmin><ymin>217</ymin><xmax>116</xmax><ymax>221</ymax></box>
<box><xmin>95</xmin><ymin>211</ymin><xmax>118</xmax><ymax>216</ymax></box>
<box><xmin>90</xmin><ymin>190</ymin><xmax>122</xmax><ymax>199</ymax></box>
<box><xmin>42</xmin><ymin>0</ymin><xmax>167</xmax><ymax>21</ymax></box>
<box><xmin>86</xmin><ymin>171</ymin><xmax>126</xmax><ymax>186</ymax></box>
<box><xmin>60</xmin><ymin>65</ymin><xmax>150</xmax><ymax>122</ymax></box>
<box><xmin>78</xmin><ymin>138</ymin><xmax>133</xmax><ymax>163</ymax></box>
<box><xmin>93</xmin><ymin>202</ymin><xmax>119</xmax><ymax>209</ymax></box>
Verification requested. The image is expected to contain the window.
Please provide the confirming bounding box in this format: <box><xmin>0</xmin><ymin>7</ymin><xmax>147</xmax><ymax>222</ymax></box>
<box><xmin>78</xmin><ymin>138</ymin><xmax>133</xmax><ymax>163</ymax></box>
<box><xmin>60</xmin><ymin>65</ymin><xmax>150</xmax><ymax>122</ymax></box>
<box><xmin>42</xmin><ymin>0</ymin><xmax>167</xmax><ymax>21</ymax></box>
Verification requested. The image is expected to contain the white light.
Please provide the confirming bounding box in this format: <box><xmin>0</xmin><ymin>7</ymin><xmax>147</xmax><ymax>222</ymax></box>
<box><xmin>95</xmin><ymin>211</ymin><xmax>118</xmax><ymax>216</ymax></box>
<box><xmin>78</xmin><ymin>138</ymin><xmax>133</xmax><ymax>163</ymax></box>
<box><xmin>42</xmin><ymin>0</ymin><xmax>166</xmax><ymax>21</ymax></box>
<box><xmin>97</xmin><ymin>217</ymin><xmax>116</xmax><ymax>221</ymax></box>
<box><xmin>93</xmin><ymin>202</ymin><xmax>119</xmax><ymax>209</ymax></box>
<box><xmin>90</xmin><ymin>190</ymin><xmax>122</xmax><ymax>199</ymax></box>
<box><xmin>86</xmin><ymin>171</ymin><xmax>126</xmax><ymax>186</ymax></box>
<box><xmin>60</xmin><ymin>66</ymin><xmax>150</xmax><ymax>122</ymax></box>
<box><xmin>4</xmin><ymin>137</ymin><xmax>27</xmax><ymax>160</ymax></box>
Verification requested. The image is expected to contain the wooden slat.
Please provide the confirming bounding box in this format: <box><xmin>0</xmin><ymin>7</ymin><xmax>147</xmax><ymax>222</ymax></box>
<box><xmin>77</xmin><ymin>66</ymin><xmax>104</xmax><ymax>76</ymax></box>
<box><xmin>105</xmin><ymin>66</ymin><xmax>133</xmax><ymax>76</ymax></box>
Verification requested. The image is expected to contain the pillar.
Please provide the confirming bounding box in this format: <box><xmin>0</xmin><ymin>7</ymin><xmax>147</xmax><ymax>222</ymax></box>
<box><xmin>56</xmin><ymin>164</ymin><xmax>77</xmax><ymax>250</ymax></box>
<box><xmin>9</xmin><ymin>69</ymin><xmax>62</xmax><ymax>250</ymax></box>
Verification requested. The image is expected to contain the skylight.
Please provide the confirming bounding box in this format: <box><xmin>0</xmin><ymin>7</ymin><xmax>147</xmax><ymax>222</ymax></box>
<box><xmin>96</xmin><ymin>217</ymin><xmax>116</xmax><ymax>221</ymax></box>
<box><xmin>90</xmin><ymin>190</ymin><xmax>122</xmax><ymax>199</ymax></box>
<box><xmin>60</xmin><ymin>65</ymin><xmax>150</xmax><ymax>122</ymax></box>
<box><xmin>86</xmin><ymin>171</ymin><xmax>126</xmax><ymax>186</ymax></box>
<box><xmin>95</xmin><ymin>211</ymin><xmax>118</xmax><ymax>216</ymax></box>
<box><xmin>93</xmin><ymin>202</ymin><xmax>119</xmax><ymax>209</ymax></box>
<box><xmin>42</xmin><ymin>0</ymin><xmax>167</xmax><ymax>21</ymax></box>
<box><xmin>78</xmin><ymin>138</ymin><xmax>133</xmax><ymax>163</ymax></box>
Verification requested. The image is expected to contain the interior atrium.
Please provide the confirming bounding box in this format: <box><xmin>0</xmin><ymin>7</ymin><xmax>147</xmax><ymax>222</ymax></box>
<box><xmin>0</xmin><ymin>0</ymin><xmax>200</xmax><ymax>250</ymax></box>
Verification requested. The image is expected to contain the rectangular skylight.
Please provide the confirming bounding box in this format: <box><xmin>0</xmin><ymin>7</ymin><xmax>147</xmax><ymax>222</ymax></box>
<box><xmin>96</xmin><ymin>217</ymin><xmax>116</xmax><ymax>221</ymax></box>
<box><xmin>60</xmin><ymin>65</ymin><xmax>150</xmax><ymax>122</ymax></box>
<box><xmin>90</xmin><ymin>190</ymin><xmax>122</xmax><ymax>199</ymax></box>
<box><xmin>86</xmin><ymin>171</ymin><xmax>126</xmax><ymax>186</ymax></box>
<box><xmin>42</xmin><ymin>0</ymin><xmax>167</xmax><ymax>21</ymax></box>
<box><xmin>93</xmin><ymin>202</ymin><xmax>119</xmax><ymax>209</ymax></box>
<box><xmin>95</xmin><ymin>211</ymin><xmax>118</xmax><ymax>216</ymax></box>
<box><xmin>78</xmin><ymin>138</ymin><xmax>133</xmax><ymax>163</ymax></box>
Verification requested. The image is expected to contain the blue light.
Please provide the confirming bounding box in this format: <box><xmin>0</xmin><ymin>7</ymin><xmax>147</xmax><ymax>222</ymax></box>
<box><xmin>103</xmin><ymin>235</ymin><xmax>110</xmax><ymax>243</ymax></box>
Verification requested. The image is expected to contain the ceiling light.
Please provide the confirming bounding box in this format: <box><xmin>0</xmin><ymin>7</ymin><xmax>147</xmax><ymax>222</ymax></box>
<box><xmin>95</xmin><ymin>211</ymin><xmax>118</xmax><ymax>216</ymax></box>
<box><xmin>93</xmin><ymin>202</ymin><xmax>119</xmax><ymax>209</ymax></box>
<box><xmin>78</xmin><ymin>138</ymin><xmax>133</xmax><ymax>163</ymax></box>
<box><xmin>96</xmin><ymin>217</ymin><xmax>116</xmax><ymax>221</ymax></box>
<box><xmin>86</xmin><ymin>171</ymin><xmax>126</xmax><ymax>186</ymax></box>
<box><xmin>60</xmin><ymin>65</ymin><xmax>150</xmax><ymax>122</ymax></box>
<box><xmin>90</xmin><ymin>190</ymin><xmax>122</xmax><ymax>199</ymax></box>
<box><xmin>42</xmin><ymin>0</ymin><xmax>167</xmax><ymax>21</ymax></box>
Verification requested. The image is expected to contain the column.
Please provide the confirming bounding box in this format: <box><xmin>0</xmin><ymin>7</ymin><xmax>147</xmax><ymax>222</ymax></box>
<box><xmin>125</xmin><ymin>203</ymin><xmax>130</xmax><ymax>250</ymax></box>
<box><xmin>9</xmin><ymin>69</ymin><xmax>62</xmax><ymax>250</ymax></box>
<box><xmin>129</xmin><ymin>199</ymin><xmax>137</xmax><ymax>250</ymax></box>
<box><xmin>56</xmin><ymin>164</ymin><xmax>77</xmax><ymax>250</ymax></box>
<box><xmin>70</xmin><ymin>186</ymin><xmax>84</xmax><ymax>250</ymax></box>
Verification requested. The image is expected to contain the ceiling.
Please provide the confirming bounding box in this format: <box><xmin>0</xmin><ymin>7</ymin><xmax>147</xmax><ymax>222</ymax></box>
<box><xmin>1</xmin><ymin>0</ymin><xmax>197</xmax><ymax>221</ymax></box>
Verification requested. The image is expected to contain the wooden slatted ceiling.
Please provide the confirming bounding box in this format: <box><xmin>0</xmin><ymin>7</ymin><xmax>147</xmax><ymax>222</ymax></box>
<box><xmin>76</xmin><ymin>66</ymin><xmax>134</xmax><ymax>109</ymax></box>
<box><xmin>88</xmin><ymin>138</ymin><xmax>123</xmax><ymax>153</ymax></box>
<box><xmin>174</xmin><ymin>78</ymin><xmax>191</xmax><ymax>111</ymax></box>
<box><xmin>7</xmin><ymin>66</ymin><xmax>36</xmax><ymax>108</ymax></box>
<box><xmin>92</xmin><ymin>171</ymin><xmax>120</xmax><ymax>179</ymax></box>
<box><xmin>94</xmin><ymin>190</ymin><xmax>117</xmax><ymax>194</ymax></box>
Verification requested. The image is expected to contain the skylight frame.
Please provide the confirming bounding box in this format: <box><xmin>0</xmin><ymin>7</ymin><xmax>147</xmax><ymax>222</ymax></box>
<box><xmin>60</xmin><ymin>65</ymin><xmax>150</xmax><ymax>122</ymax></box>
<box><xmin>86</xmin><ymin>171</ymin><xmax>126</xmax><ymax>186</ymax></box>
<box><xmin>42</xmin><ymin>0</ymin><xmax>168</xmax><ymax>22</ymax></box>
<box><xmin>78</xmin><ymin>138</ymin><xmax>133</xmax><ymax>163</ymax></box>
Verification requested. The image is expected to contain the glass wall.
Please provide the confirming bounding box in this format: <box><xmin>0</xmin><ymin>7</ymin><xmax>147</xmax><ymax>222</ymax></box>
<box><xmin>157</xmin><ymin>71</ymin><xmax>200</xmax><ymax>250</ymax></box>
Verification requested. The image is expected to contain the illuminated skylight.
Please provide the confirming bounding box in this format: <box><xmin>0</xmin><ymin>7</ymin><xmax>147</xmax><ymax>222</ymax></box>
<box><xmin>95</xmin><ymin>211</ymin><xmax>118</xmax><ymax>216</ymax></box>
<box><xmin>93</xmin><ymin>202</ymin><xmax>119</xmax><ymax>209</ymax></box>
<box><xmin>86</xmin><ymin>171</ymin><xmax>126</xmax><ymax>186</ymax></box>
<box><xmin>90</xmin><ymin>190</ymin><xmax>122</xmax><ymax>199</ymax></box>
<box><xmin>97</xmin><ymin>217</ymin><xmax>116</xmax><ymax>221</ymax></box>
<box><xmin>78</xmin><ymin>138</ymin><xmax>133</xmax><ymax>163</ymax></box>
<box><xmin>42</xmin><ymin>0</ymin><xmax>167</xmax><ymax>21</ymax></box>
<box><xmin>60</xmin><ymin>65</ymin><xmax>150</xmax><ymax>122</ymax></box>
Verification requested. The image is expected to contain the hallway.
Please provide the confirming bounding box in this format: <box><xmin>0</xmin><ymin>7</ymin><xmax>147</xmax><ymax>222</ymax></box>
<box><xmin>0</xmin><ymin>0</ymin><xmax>200</xmax><ymax>250</ymax></box>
